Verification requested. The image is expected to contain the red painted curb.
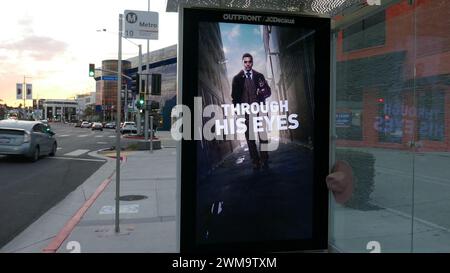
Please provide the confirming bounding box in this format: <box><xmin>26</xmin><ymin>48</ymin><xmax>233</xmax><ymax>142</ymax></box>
<box><xmin>42</xmin><ymin>176</ymin><xmax>112</xmax><ymax>253</ymax></box>
<box><xmin>42</xmin><ymin>156</ymin><xmax>127</xmax><ymax>253</ymax></box>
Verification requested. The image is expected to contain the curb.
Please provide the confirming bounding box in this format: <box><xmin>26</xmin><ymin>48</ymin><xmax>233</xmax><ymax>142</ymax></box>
<box><xmin>42</xmin><ymin>154</ymin><xmax>128</xmax><ymax>253</ymax></box>
<box><xmin>42</xmin><ymin>175</ymin><xmax>114</xmax><ymax>253</ymax></box>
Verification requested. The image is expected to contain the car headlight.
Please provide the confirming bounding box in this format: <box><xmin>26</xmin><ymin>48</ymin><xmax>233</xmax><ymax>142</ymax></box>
<box><xmin>23</xmin><ymin>132</ymin><xmax>31</xmax><ymax>143</ymax></box>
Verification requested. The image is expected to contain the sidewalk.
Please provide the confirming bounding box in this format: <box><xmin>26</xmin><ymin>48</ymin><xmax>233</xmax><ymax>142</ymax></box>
<box><xmin>1</xmin><ymin>146</ymin><xmax>177</xmax><ymax>253</ymax></box>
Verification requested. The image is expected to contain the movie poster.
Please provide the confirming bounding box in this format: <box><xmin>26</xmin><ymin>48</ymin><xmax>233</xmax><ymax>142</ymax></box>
<box><xmin>180</xmin><ymin>8</ymin><xmax>330</xmax><ymax>252</ymax></box>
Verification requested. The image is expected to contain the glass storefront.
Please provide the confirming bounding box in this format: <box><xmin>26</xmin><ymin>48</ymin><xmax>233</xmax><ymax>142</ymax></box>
<box><xmin>330</xmin><ymin>0</ymin><xmax>450</xmax><ymax>253</ymax></box>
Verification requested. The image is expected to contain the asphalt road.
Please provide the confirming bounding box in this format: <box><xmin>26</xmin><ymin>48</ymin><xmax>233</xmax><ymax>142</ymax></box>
<box><xmin>0</xmin><ymin>122</ymin><xmax>118</xmax><ymax>248</ymax></box>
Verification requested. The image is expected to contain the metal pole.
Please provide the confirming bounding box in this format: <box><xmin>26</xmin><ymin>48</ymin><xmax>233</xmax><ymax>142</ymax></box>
<box><xmin>144</xmin><ymin>74</ymin><xmax>149</xmax><ymax>141</ymax></box>
<box><xmin>115</xmin><ymin>13</ymin><xmax>123</xmax><ymax>234</ymax></box>
<box><xmin>137</xmin><ymin>45</ymin><xmax>142</xmax><ymax>135</ymax></box>
<box><xmin>23</xmin><ymin>76</ymin><xmax>26</xmax><ymax>110</ymax></box>
<box><xmin>124</xmin><ymin>85</ymin><xmax>128</xmax><ymax>122</ymax></box>
<box><xmin>150</xmin><ymin>115</ymin><xmax>153</xmax><ymax>153</ymax></box>
<box><xmin>144</xmin><ymin>0</ymin><xmax>150</xmax><ymax>143</ymax></box>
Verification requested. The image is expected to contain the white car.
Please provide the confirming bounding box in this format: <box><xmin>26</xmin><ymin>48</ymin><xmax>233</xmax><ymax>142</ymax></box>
<box><xmin>80</xmin><ymin>121</ymin><xmax>91</xmax><ymax>128</ymax></box>
<box><xmin>120</xmin><ymin>122</ymin><xmax>137</xmax><ymax>134</ymax></box>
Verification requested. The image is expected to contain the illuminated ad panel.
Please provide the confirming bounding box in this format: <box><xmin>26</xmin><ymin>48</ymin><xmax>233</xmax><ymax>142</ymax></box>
<box><xmin>178</xmin><ymin>7</ymin><xmax>330</xmax><ymax>252</ymax></box>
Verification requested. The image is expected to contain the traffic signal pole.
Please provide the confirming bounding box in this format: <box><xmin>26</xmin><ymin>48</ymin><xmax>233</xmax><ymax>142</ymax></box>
<box><xmin>137</xmin><ymin>44</ymin><xmax>142</xmax><ymax>135</ymax></box>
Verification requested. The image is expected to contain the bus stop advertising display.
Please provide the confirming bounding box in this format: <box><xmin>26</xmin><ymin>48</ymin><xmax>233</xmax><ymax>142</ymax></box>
<box><xmin>178</xmin><ymin>7</ymin><xmax>330</xmax><ymax>252</ymax></box>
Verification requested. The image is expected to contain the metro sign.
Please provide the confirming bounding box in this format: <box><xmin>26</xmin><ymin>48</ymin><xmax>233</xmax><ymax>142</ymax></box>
<box><xmin>123</xmin><ymin>10</ymin><xmax>159</xmax><ymax>40</ymax></box>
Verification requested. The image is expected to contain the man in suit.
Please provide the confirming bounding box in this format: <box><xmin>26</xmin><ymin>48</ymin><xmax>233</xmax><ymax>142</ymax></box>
<box><xmin>231</xmin><ymin>53</ymin><xmax>271</xmax><ymax>170</ymax></box>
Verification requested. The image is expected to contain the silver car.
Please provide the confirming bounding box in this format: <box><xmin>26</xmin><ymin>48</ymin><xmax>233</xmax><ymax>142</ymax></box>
<box><xmin>0</xmin><ymin>120</ymin><xmax>57</xmax><ymax>162</ymax></box>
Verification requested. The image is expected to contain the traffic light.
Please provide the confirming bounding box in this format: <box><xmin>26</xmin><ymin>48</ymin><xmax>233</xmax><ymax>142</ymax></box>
<box><xmin>151</xmin><ymin>74</ymin><xmax>161</xmax><ymax>95</ymax></box>
<box><xmin>130</xmin><ymin>73</ymin><xmax>140</xmax><ymax>94</ymax></box>
<box><xmin>136</xmin><ymin>93</ymin><xmax>145</xmax><ymax>109</ymax></box>
<box><xmin>150</xmin><ymin>101</ymin><xmax>160</xmax><ymax>111</ymax></box>
<box><xmin>89</xmin><ymin>64</ymin><xmax>95</xmax><ymax>77</ymax></box>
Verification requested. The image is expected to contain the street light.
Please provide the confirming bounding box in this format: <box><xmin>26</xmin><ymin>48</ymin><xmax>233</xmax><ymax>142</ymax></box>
<box><xmin>96</xmin><ymin>27</ymin><xmax>144</xmax><ymax>134</ymax></box>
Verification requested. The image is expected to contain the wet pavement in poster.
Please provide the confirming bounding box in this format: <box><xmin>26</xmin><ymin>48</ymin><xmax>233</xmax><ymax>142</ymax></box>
<box><xmin>197</xmin><ymin>141</ymin><xmax>314</xmax><ymax>244</ymax></box>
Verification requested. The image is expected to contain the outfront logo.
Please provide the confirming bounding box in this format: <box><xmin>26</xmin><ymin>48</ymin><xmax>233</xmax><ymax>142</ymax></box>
<box><xmin>126</xmin><ymin>12</ymin><xmax>138</xmax><ymax>24</ymax></box>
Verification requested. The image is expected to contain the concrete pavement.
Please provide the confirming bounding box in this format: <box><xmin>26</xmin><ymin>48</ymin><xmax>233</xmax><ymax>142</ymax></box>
<box><xmin>1</xmin><ymin>132</ymin><xmax>177</xmax><ymax>253</ymax></box>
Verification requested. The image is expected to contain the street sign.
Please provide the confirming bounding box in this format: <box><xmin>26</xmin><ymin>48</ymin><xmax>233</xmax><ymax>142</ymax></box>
<box><xmin>102</xmin><ymin>75</ymin><xmax>118</xmax><ymax>81</ymax></box>
<box><xmin>123</xmin><ymin>10</ymin><xmax>159</xmax><ymax>40</ymax></box>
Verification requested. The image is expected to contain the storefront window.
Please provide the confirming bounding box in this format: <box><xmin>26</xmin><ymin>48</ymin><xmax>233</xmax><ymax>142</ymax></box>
<box><xmin>343</xmin><ymin>10</ymin><xmax>386</xmax><ymax>52</ymax></box>
<box><xmin>330</xmin><ymin>0</ymin><xmax>450</xmax><ymax>253</ymax></box>
<box><xmin>417</xmin><ymin>89</ymin><xmax>445</xmax><ymax>141</ymax></box>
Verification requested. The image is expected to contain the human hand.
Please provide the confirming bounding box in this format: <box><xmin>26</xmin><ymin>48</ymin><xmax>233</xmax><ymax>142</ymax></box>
<box><xmin>326</xmin><ymin>160</ymin><xmax>353</xmax><ymax>204</ymax></box>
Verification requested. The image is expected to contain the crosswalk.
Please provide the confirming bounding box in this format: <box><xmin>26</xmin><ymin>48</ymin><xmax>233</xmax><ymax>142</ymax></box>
<box><xmin>64</xmin><ymin>149</ymin><xmax>90</xmax><ymax>156</ymax></box>
<box><xmin>56</xmin><ymin>133</ymin><xmax>116</xmax><ymax>138</ymax></box>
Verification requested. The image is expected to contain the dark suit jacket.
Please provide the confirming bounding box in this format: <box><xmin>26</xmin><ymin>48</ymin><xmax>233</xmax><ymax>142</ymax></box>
<box><xmin>231</xmin><ymin>70</ymin><xmax>271</xmax><ymax>105</ymax></box>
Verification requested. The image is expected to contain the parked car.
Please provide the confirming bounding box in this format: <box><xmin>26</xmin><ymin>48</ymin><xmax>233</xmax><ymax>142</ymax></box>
<box><xmin>0</xmin><ymin>120</ymin><xmax>57</xmax><ymax>162</ymax></box>
<box><xmin>91</xmin><ymin>122</ymin><xmax>103</xmax><ymax>131</ymax></box>
<box><xmin>80</xmin><ymin>121</ymin><xmax>91</xmax><ymax>128</ymax></box>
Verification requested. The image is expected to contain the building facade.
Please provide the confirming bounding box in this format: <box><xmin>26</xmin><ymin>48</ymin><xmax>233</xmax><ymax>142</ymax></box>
<box><xmin>43</xmin><ymin>99</ymin><xmax>78</xmax><ymax>121</ymax></box>
<box><xmin>95</xmin><ymin>60</ymin><xmax>131</xmax><ymax>121</ymax></box>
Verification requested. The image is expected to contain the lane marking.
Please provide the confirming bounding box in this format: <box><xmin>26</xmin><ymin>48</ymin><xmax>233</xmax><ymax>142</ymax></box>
<box><xmin>64</xmin><ymin>149</ymin><xmax>90</xmax><ymax>156</ymax></box>
<box><xmin>48</xmin><ymin>157</ymin><xmax>106</xmax><ymax>162</ymax></box>
<box><xmin>96</xmin><ymin>142</ymin><xmax>108</xmax><ymax>144</ymax></box>
<box><xmin>59</xmin><ymin>135</ymin><xmax>70</xmax><ymax>137</ymax></box>
<box><xmin>108</xmin><ymin>135</ymin><xmax>115</xmax><ymax>138</ymax></box>
<box><xmin>95</xmin><ymin>135</ymin><xmax>103</xmax><ymax>138</ymax></box>
<box><xmin>57</xmin><ymin>147</ymin><xmax>62</xmax><ymax>150</ymax></box>
<box><xmin>78</xmin><ymin>135</ymin><xmax>89</xmax><ymax>138</ymax></box>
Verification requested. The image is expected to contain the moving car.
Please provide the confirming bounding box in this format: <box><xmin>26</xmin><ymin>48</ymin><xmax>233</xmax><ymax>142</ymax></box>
<box><xmin>104</xmin><ymin>122</ymin><xmax>116</xmax><ymax>129</ymax></box>
<box><xmin>80</xmin><ymin>121</ymin><xmax>91</xmax><ymax>128</ymax></box>
<box><xmin>0</xmin><ymin>120</ymin><xmax>57</xmax><ymax>162</ymax></box>
<box><xmin>91</xmin><ymin>122</ymin><xmax>103</xmax><ymax>131</ymax></box>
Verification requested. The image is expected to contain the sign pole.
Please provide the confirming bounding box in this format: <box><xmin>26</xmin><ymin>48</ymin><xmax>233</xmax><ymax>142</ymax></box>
<box><xmin>145</xmin><ymin>0</ymin><xmax>150</xmax><ymax>145</ymax></box>
<box><xmin>115</xmin><ymin>13</ymin><xmax>123</xmax><ymax>234</ymax></box>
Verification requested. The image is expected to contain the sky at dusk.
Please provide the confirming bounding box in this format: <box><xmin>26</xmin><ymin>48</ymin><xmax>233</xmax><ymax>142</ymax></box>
<box><xmin>0</xmin><ymin>0</ymin><xmax>178</xmax><ymax>107</ymax></box>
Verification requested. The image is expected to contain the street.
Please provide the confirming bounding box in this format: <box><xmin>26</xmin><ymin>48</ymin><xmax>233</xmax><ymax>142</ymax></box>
<box><xmin>0</xmin><ymin>122</ymin><xmax>117</xmax><ymax>248</ymax></box>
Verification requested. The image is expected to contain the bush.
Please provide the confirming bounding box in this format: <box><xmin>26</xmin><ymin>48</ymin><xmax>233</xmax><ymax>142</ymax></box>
<box><xmin>336</xmin><ymin>148</ymin><xmax>376</xmax><ymax>210</ymax></box>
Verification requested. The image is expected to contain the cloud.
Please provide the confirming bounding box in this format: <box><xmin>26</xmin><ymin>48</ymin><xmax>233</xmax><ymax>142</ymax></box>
<box><xmin>224</xmin><ymin>25</ymin><xmax>240</xmax><ymax>39</ymax></box>
<box><xmin>17</xmin><ymin>16</ymin><xmax>35</xmax><ymax>35</ymax></box>
<box><xmin>0</xmin><ymin>35</ymin><xmax>68</xmax><ymax>61</ymax></box>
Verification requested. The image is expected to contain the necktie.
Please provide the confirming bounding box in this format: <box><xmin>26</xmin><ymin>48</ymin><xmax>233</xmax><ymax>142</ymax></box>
<box><xmin>246</xmin><ymin>72</ymin><xmax>251</xmax><ymax>79</ymax></box>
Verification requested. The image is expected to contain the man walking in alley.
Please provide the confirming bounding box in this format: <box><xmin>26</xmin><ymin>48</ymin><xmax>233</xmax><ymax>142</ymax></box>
<box><xmin>231</xmin><ymin>53</ymin><xmax>271</xmax><ymax>170</ymax></box>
